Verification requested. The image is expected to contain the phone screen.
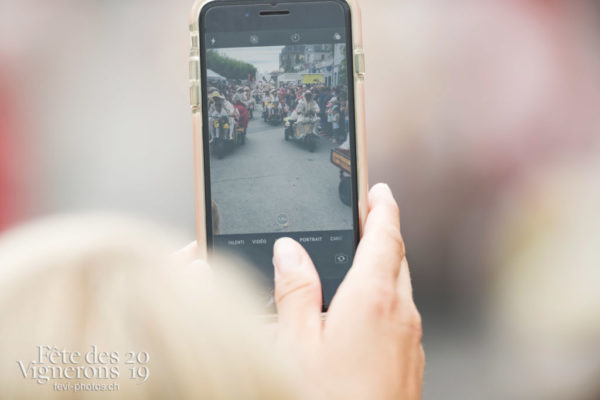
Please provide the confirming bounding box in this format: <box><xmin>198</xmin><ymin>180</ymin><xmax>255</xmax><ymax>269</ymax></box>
<box><xmin>199</xmin><ymin>0</ymin><xmax>358</xmax><ymax>311</ymax></box>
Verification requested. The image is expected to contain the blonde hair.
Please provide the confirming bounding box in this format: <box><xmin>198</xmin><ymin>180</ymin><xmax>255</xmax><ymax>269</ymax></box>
<box><xmin>0</xmin><ymin>214</ymin><xmax>296</xmax><ymax>400</ymax></box>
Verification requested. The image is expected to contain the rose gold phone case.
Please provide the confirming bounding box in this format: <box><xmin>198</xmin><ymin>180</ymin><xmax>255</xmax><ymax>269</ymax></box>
<box><xmin>189</xmin><ymin>0</ymin><xmax>368</xmax><ymax>260</ymax></box>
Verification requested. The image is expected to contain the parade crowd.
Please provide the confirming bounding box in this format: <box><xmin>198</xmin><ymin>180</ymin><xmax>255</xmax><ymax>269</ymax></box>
<box><xmin>207</xmin><ymin>79</ymin><xmax>351</xmax><ymax>144</ymax></box>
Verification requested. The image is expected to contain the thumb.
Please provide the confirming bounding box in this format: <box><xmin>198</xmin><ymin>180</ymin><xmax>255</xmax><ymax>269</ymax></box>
<box><xmin>273</xmin><ymin>238</ymin><xmax>323</xmax><ymax>342</ymax></box>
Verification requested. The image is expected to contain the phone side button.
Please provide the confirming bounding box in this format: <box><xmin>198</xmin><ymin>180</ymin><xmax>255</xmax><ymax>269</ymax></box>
<box><xmin>190</xmin><ymin>83</ymin><xmax>200</xmax><ymax>109</ymax></box>
<box><xmin>189</xmin><ymin>59</ymin><xmax>200</xmax><ymax>81</ymax></box>
<box><xmin>353</xmin><ymin>48</ymin><xmax>366</xmax><ymax>79</ymax></box>
<box><xmin>189</xmin><ymin>55</ymin><xmax>201</xmax><ymax>109</ymax></box>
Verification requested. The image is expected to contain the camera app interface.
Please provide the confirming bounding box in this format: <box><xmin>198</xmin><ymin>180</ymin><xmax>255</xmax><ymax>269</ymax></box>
<box><xmin>203</xmin><ymin>25</ymin><xmax>356</xmax><ymax>307</ymax></box>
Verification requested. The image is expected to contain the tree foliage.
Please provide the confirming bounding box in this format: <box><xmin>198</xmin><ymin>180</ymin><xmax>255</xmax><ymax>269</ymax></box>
<box><xmin>207</xmin><ymin>50</ymin><xmax>257</xmax><ymax>80</ymax></box>
<box><xmin>337</xmin><ymin>44</ymin><xmax>348</xmax><ymax>87</ymax></box>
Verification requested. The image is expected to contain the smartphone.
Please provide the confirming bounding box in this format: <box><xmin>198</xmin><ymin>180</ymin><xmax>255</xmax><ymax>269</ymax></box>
<box><xmin>189</xmin><ymin>0</ymin><xmax>368</xmax><ymax>311</ymax></box>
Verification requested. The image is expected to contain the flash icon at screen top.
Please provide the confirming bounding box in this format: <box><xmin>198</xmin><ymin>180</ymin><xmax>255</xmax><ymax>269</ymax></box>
<box><xmin>291</xmin><ymin>33</ymin><xmax>301</xmax><ymax>43</ymax></box>
<box><xmin>333</xmin><ymin>32</ymin><xmax>342</xmax><ymax>41</ymax></box>
<box><xmin>249</xmin><ymin>35</ymin><xmax>259</xmax><ymax>45</ymax></box>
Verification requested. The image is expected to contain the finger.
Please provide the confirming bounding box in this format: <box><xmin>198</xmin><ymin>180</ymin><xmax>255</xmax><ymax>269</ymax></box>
<box><xmin>349</xmin><ymin>183</ymin><xmax>405</xmax><ymax>284</ymax></box>
<box><xmin>397</xmin><ymin>257</ymin><xmax>413</xmax><ymax>300</ymax></box>
<box><xmin>364</xmin><ymin>183</ymin><xmax>401</xmax><ymax>234</ymax></box>
<box><xmin>397</xmin><ymin>257</ymin><xmax>422</xmax><ymax>342</ymax></box>
<box><xmin>273</xmin><ymin>238</ymin><xmax>322</xmax><ymax>343</ymax></box>
<box><xmin>325</xmin><ymin>184</ymin><xmax>406</xmax><ymax>325</ymax></box>
<box><xmin>188</xmin><ymin>259</ymin><xmax>212</xmax><ymax>275</ymax></box>
<box><xmin>170</xmin><ymin>241</ymin><xmax>199</xmax><ymax>266</ymax></box>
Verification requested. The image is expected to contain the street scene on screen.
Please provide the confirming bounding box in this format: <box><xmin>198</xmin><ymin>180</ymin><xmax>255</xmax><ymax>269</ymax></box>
<box><xmin>206</xmin><ymin>44</ymin><xmax>354</xmax><ymax>235</ymax></box>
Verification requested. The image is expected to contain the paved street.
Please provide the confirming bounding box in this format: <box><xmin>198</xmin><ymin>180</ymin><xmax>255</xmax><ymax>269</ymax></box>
<box><xmin>210</xmin><ymin>106</ymin><xmax>353</xmax><ymax>235</ymax></box>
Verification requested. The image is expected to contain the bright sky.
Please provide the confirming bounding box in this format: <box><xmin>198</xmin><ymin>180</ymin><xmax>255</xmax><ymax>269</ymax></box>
<box><xmin>217</xmin><ymin>46</ymin><xmax>285</xmax><ymax>74</ymax></box>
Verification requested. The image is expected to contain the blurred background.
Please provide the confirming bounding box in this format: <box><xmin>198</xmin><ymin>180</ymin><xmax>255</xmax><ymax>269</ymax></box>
<box><xmin>1</xmin><ymin>0</ymin><xmax>599</xmax><ymax>399</ymax></box>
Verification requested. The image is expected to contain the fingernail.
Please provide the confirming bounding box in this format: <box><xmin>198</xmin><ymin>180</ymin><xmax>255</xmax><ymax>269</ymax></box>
<box><xmin>373</xmin><ymin>182</ymin><xmax>392</xmax><ymax>194</ymax></box>
<box><xmin>372</xmin><ymin>183</ymin><xmax>395</xmax><ymax>199</ymax></box>
<box><xmin>273</xmin><ymin>238</ymin><xmax>303</xmax><ymax>273</ymax></box>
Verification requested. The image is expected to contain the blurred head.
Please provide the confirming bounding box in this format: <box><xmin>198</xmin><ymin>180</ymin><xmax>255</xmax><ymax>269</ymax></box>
<box><xmin>0</xmin><ymin>214</ymin><xmax>296</xmax><ymax>400</ymax></box>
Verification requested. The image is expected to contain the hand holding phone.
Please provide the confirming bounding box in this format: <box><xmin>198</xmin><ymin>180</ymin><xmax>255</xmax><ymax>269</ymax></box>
<box><xmin>273</xmin><ymin>184</ymin><xmax>424</xmax><ymax>400</ymax></box>
<box><xmin>190</xmin><ymin>0</ymin><xmax>368</xmax><ymax>311</ymax></box>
